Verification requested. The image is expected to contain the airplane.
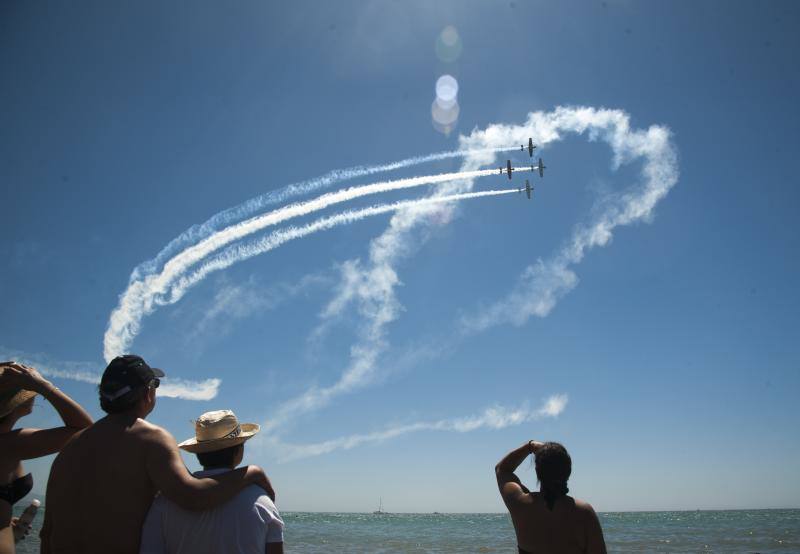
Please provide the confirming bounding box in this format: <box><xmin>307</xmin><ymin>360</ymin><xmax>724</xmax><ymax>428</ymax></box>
<box><xmin>499</xmin><ymin>159</ymin><xmax>513</xmax><ymax>180</ymax></box>
<box><xmin>531</xmin><ymin>157</ymin><xmax>546</xmax><ymax>178</ymax></box>
<box><xmin>520</xmin><ymin>138</ymin><xmax>536</xmax><ymax>157</ymax></box>
<box><xmin>517</xmin><ymin>179</ymin><xmax>533</xmax><ymax>199</ymax></box>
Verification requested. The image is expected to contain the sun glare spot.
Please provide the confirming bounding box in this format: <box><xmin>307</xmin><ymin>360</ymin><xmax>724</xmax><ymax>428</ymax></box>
<box><xmin>435</xmin><ymin>25</ymin><xmax>462</xmax><ymax>63</ymax></box>
<box><xmin>435</xmin><ymin>74</ymin><xmax>459</xmax><ymax>103</ymax></box>
<box><xmin>432</xmin><ymin>74</ymin><xmax>460</xmax><ymax>135</ymax></box>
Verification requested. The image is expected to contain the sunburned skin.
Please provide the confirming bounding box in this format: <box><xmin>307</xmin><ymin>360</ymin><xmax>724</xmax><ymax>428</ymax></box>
<box><xmin>40</xmin><ymin>388</ymin><xmax>273</xmax><ymax>554</ymax></box>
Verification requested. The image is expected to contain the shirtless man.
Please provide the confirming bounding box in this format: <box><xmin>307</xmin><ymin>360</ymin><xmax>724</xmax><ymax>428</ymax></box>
<box><xmin>496</xmin><ymin>440</ymin><xmax>606</xmax><ymax>554</ymax></box>
<box><xmin>41</xmin><ymin>355</ymin><xmax>275</xmax><ymax>554</ymax></box>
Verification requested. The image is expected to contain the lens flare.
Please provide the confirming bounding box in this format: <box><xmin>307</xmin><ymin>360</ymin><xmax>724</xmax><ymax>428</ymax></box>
<box><xmin>432</xmin><ymin>98</ymin><xmax>460</xmax><ymax>136</ymax></box>
<box><xmin>435</xmin><ymin>74</ymin><xmax>459</xmax><ymax>103</ymax></box>
<box><xmin>431</xmin><ymin>98</ymin><xmax>460</xmax><ymax>126</ymax></box>
<box><xmin>432</xmin><ymin>74</ymin><xmax>460</xmax><ymax>135</ymax></box>
<box><xmin>435</xmin><ymin>25</ymin><xmax>462</xmax><ymax>63</ymax></box>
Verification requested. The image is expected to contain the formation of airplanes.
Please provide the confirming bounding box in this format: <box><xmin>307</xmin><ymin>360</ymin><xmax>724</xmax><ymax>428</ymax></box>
<box><xmin>497</xmin><ymin>137</ymin><xmax>547</xmax><ymax>200</ymax></box>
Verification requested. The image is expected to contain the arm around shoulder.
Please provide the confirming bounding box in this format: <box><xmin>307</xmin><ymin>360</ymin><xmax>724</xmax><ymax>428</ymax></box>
<box><xmin>145</xmin><ymin>425</ymin><xmax>273</xmax><ymax>510</ymax></box>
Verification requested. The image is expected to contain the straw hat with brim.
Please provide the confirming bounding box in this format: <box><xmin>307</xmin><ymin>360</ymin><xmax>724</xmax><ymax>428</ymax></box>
<box><xmin>178</xmin><ymin>410</ymin><xmax>260</xmax><ymax>454</ymax></box>
<box><xmin>0</xmin><ymin>389</ymin><xmax>37</xmax><ymax>419</ymax></box>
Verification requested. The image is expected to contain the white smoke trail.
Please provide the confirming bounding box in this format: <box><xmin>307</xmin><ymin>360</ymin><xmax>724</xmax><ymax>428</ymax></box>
<box><xmin>271</xmin><ymin>394</ymin><xmax>567</xmax><ymax>461</ymax></box>
<box><xmin>165</xmin><ymin>189</ymin><xmax>516</xmax><ymax>307</ymax></box>
<box><xmin>276</xmin><ymin>106</ymin><xmax>677</xmax><ymax>435</ymax></box>
<box><xmin>0</xmin><ymin>347</ymin><xmax>220</xmax><ymax>401</ymax></box>
<box><xmin>131</xmin><ymin>147</ymin><xmax>515</xmax><ymax>281</ymax></box>
<box><xmin>157</xmin><ymin>378</ymin><xmax>221</xmax><ymax>401</ymax></box>
<box><xmin>105</xmin><ymin>168</ymin><xmax>518</xmax><ymax>361</ymax></box>
<box><xmin>458</xmin><ymin>108</ymin><xmax>678</xmax><ymax>331</ymax></box>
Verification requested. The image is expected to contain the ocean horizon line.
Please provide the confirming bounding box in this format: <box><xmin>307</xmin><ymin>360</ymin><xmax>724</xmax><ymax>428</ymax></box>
<box><xmin>22</xmin><ymin>502</ymin><xmax>799</xmax><ymax>515</ymax></box>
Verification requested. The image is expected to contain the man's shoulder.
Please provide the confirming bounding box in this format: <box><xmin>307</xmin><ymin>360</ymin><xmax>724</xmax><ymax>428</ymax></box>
<box><xmin>242</xmin><ymin>483</ymin><xmax>278</xmax><ymax>506</ymax></box>
<box><xmin>243</xmin><ymin>485</ymin><xmax>282</xmax><ymax>518</ymax></box>
<box><xmin>128</xmin><ymin>419</ymin><xmax>173</xmax><ymax>444</ymax></box>
<box><xmin>84</xmin><ymin>418</ymin><xmax>175</xmax><ymax>458</ymax></box>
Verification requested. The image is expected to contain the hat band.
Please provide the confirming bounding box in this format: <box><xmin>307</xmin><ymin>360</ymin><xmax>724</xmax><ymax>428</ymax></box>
<box><xmin>197</xmin><ymin>424</ymin><xmax>241</xmax><ymax>443</ymax></box>
<box><xmin>101</xmin><ymin>385</ymin><xmax>132</xmax><ymax>401</ymax></box>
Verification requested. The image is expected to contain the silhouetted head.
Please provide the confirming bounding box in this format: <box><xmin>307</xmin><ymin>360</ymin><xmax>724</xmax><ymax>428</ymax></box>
<box><xmin>196</xmin><ymin>443</ymin><xmax>245</xmax><ymax>470</ymax></box>
<box><xmin>535</xmin><ymin>442</ymin><xmax>572</xmax><ymax>510</ymax></box>
<box><xmin>99</xmin><ymin>355</ymin><xmax>164</xmax><ymax>416</ymax></box>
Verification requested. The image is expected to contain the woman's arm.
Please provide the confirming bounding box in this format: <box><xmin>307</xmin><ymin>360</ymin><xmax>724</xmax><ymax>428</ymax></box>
<box><xmin>495</xmin><ymin>441</ymin><xmax>543</xmax><ymax>506</ymax></box>
<box><xmin>2</xmin><ymin>363</ymin><xmax>92</xmax><ymax>429</ymax></box>
<box><xmin>496</xmin><ymin>441</ymin><xmax>541</xmax><ymax>474</ymax></box>
<box><xmin>0</xmin><ymin>363</ymin><xmax>93</xmax><ymax>460</ymax></box>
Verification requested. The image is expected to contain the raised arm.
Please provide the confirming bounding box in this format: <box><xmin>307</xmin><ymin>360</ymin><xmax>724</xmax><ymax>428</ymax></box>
<box><xmin>0</xmin><ymin>363</ymin><xmax>93</xmax><ymax>460</ymax></box>
<box><xmin>145</xmin><ymin>426</ymin><xmax>275</xmax><ymax>510</ymax></box>
<box><xmin>495</xmin><ymin>441</ymin><xmax>542</xmax><ymax>505</ymax></box>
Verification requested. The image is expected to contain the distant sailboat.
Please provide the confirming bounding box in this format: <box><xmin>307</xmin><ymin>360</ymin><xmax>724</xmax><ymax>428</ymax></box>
<box><xmin>373</xmin><ymin>497</ymin><xmax>386</xmax><ymax>514</ymax></box>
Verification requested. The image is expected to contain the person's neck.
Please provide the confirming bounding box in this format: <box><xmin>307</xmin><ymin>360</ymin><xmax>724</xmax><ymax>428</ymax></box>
<box><xmin>105</xmin><ymin>409</ymin><xmax>146</xmax><ymax>424</ymax></box>
<box><xmin>201</xmin><ymin>465</ymin><xmax>236</xmax><ymax>472</ymax></box>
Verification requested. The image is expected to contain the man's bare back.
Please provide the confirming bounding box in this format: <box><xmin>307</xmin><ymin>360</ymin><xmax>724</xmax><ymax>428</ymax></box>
<box><xmin>43</xmin><ymin>416</ymin><xmax>164</xmax><ymax>554</ymax></box>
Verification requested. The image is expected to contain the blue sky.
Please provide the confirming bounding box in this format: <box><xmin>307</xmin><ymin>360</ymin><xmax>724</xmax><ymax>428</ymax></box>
<box><xmin>1</xmin><ymin>1</ymin><xmax>799</xmax><ymax>513</ymax></box>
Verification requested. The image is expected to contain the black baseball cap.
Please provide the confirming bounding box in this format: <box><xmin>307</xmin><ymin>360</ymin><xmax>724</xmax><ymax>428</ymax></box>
<box><xmin>99</xmin><ymin>355</ymin><xmax>165</xmax><ymax>401</ymax></box>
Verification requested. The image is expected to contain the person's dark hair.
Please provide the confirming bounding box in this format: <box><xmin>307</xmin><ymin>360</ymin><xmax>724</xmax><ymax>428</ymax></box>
<box><xmin>98</xmin><ymin>385</ymin><xmax>147</xmax><ymax>414</ymax></box>
<box><xmin>534</xmin><ymin>442</ymin><xmax>572</xmax><ymax>510</ymax></box>
<box><xmin>195</xmin><ymin>444</ymin><xmax>243</xmax><ymax>469</ymax></box>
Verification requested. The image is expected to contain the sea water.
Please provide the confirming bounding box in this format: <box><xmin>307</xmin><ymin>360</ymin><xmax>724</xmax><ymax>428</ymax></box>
<box><xmin>13</xmin><ymin>506</ymin><xmax>799</xmax><ymax>553</ymax></box>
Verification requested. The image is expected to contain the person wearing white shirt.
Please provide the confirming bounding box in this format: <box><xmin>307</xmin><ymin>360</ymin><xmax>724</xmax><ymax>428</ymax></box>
<box><xmin>140</xmin><ymin>410</ymin><xmax>284</xmax><ymax>554</ymax></box>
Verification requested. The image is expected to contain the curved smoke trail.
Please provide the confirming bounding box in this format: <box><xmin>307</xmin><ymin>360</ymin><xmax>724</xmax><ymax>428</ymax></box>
<box><xmin>105</xmin><ymin>168</ymin><xmax>520</xmax><ymax>361</ymax></box>
<box><xmin>131</xmin><ymin>147</ymin><xmax>513</xmax><ymax>281</ymax></box>
<box><xmin>167</xmin><ymin>189</ymin><xmax>516</xmax><ymax>304</ymax></box>
<box><xmin>262</xmin><ymin>105</ymin><xmax>679</xmax><ymax>436</ymax></box>
<box><xmin>105</xmin><ymin>189</ymin><xmax>515</xmax><ymax>361</ymax></box>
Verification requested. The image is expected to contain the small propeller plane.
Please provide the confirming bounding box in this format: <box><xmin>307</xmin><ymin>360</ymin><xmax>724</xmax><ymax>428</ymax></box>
<box><xmin>532</xmin><ymin>157</ymin><xmax>546</xmax><ymax>178</ymax></box>
<box><xmin>499</xmin><ymin>159</ymin><xmax>513</xmax><ymax>180</ymax></box>
<box><xmin>518</xmin><ymin>179</ymin><xmax>533</xmax><ymax>199</ymax></box>
<box><xmin>520</xmin><ymin>138</ymin><xmax>536</xmax><ymax>157</ymax></box>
